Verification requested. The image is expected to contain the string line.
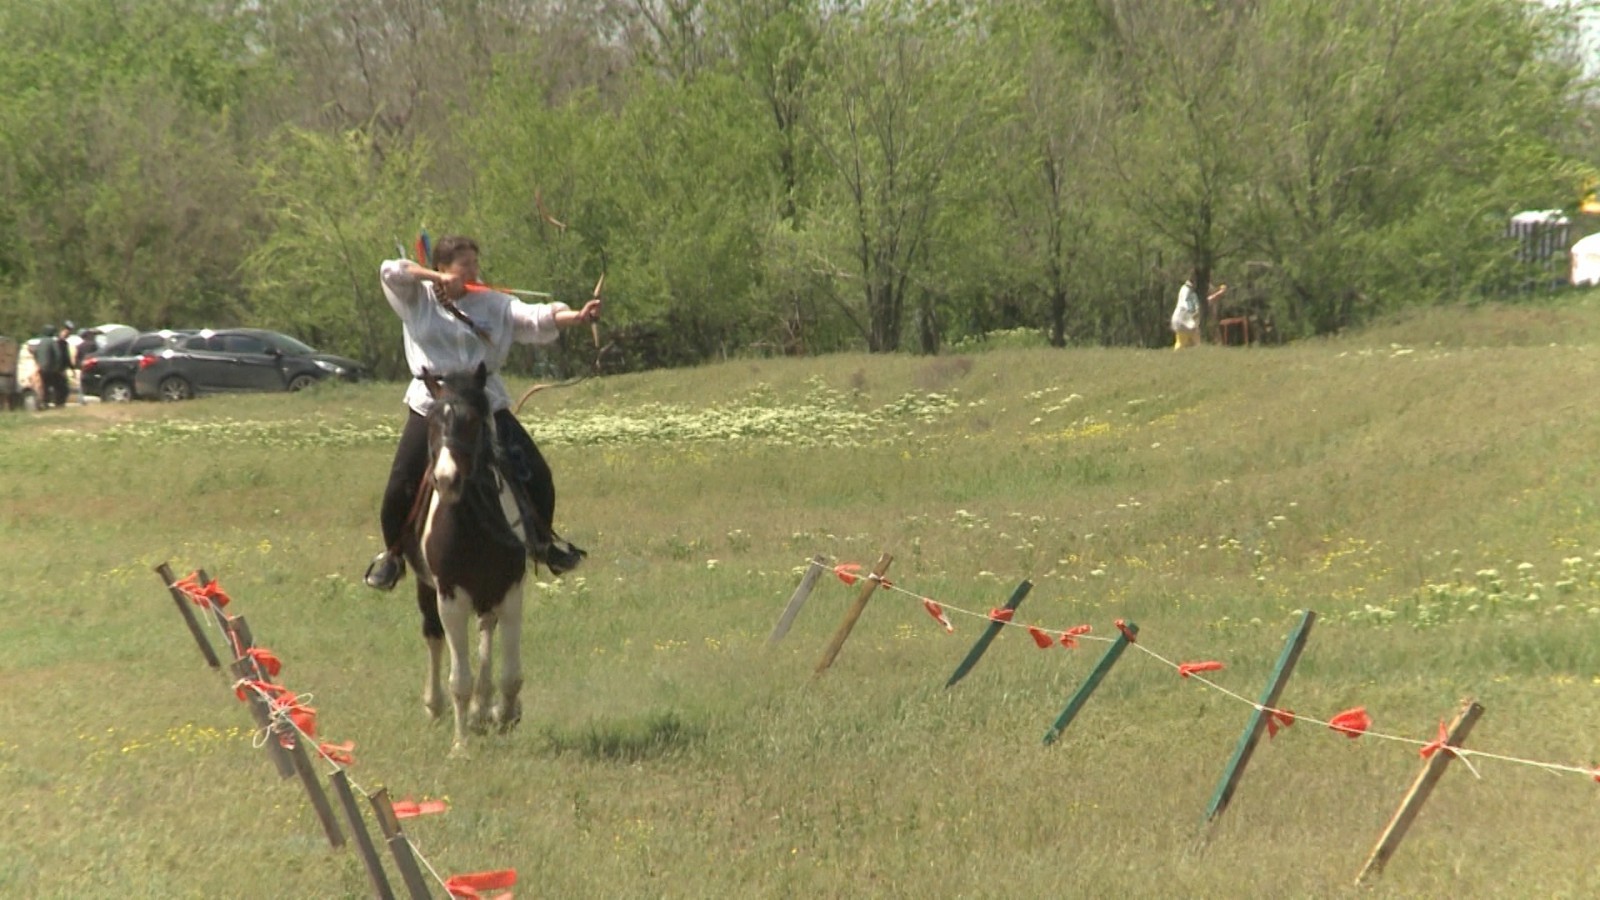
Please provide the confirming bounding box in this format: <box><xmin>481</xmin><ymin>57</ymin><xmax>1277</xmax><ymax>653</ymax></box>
<box><xmin>802</xmin><ymin>556</ymin><xmax>1600</xmax><ymax>784</ymax></box>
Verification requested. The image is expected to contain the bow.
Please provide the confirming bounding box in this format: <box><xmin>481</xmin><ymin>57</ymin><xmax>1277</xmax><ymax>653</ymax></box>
<box><xmin>589</xmin><ymin>270</ymin><xmax>607</xmax><ymax>375</ymax></box>
<box><xmin>511</xmin><ymin>268</ymin><xmax>608</xmax><ymax>415</ymax></box>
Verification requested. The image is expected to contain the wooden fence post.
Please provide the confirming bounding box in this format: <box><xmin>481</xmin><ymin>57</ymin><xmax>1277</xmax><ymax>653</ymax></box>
<box><xmin>229</xmin><ymin>657</ymin><xmax>296</xmax><ymax>779</ymax></box>
<box><xmin>769</xmin><ymin>555</ymin><xmax>827</xmax><ymax>646</ymax></box>
<box><xmin>155</xmin><ymin>561</ymin><xmax>220</xmax><ymax>669</ymax></box>
<box><xmin>945</xmin><ymin>580</ymin><xmax>1033</xmax><ymax>688</ymax></box>
<box><xmin>1205</xmin><ymin>610</ymin><xmax>1317</xmax><ymax>822</ymax></box>
<box><xmin>330</xmin><ymin>769</ymin><xmax>396</xmax><ymax>899</ymax></box>
<box><xmin>225</xmin><ymin>614</ymin><xmax>259</xmax><ymax>672</ymax></box>
<box><xmin>285</xmin><ymin>732</ymin><xmax>346</xmax><ymax>850</ymax></box>
<box><xmin>1355</xmin><ymin>699</ymin><xmax>1485</xmax><ymax>884</ymax></box>
<box><xmin>1043</xmin><ymin>620</ymin><xmax>1139</xmax><ymax>746</ymax></box>
<box><xmin>369</xmin><ymin>788</ymin><xmax>435</xmax><ymax>899</ymax></box>
<box><xmin>813</xmin><ymin>553</ymin><xmax>893</xmax><ymax>676</ymax></box>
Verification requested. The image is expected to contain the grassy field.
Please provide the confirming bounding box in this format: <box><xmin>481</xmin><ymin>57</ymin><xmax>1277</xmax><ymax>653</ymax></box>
<box><xmin>4</xmin><ymin>295</ymin><xmax>1600</xmax><ymax>898</ymax></box>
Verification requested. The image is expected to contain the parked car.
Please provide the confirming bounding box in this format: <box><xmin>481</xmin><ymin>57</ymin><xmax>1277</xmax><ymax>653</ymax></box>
<box><xmin>133</xmin><ymin>328</ymin><xmax>365</xmax><ymax>401</ymax></box>
<box><xmin>80</xmin><ymin>330</ymin><xmax>193</xmax><ymax>402</ymax></box>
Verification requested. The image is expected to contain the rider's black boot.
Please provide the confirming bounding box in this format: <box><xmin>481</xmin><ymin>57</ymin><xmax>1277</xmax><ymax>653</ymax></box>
<box><xmin>363</xmin><ymin>551</ymin><xmax>405</xmax><ymax>591</ymax></box>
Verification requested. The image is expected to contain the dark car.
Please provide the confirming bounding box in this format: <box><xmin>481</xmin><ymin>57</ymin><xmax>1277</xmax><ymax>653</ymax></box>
<box><xmin>133</xmin><ymin>328</ymin><xmax>365</xmax><ymax>401</ymax></box>
<box><xmin>81</xmin><ymin>330</ymin><xmax>192</xmax><ymax>402</ymax></box>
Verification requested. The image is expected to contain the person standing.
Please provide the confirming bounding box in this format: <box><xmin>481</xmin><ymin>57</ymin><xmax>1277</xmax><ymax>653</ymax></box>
<box><xmin>1172</xmin><ymin>273</ymin><xmax>1226</xmax><ymax>350</ymax></box>
<box><xmin>33</xmin><ymin>323</ymin><xmax>71</xmax><ymax>407</ymax></box>
<box><xmin>363</xmin><ymin>234</ymin><xmax>601</xmax><ymax>591</ymax></box>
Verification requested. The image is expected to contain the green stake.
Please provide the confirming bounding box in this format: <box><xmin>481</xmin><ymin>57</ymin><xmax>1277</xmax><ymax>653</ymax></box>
<box><xmin>1043</xmin><ymin>619</ymin><xmax>1138</xmax><ymax>746</ymax></box>
<box><xmin>944</xmin><ymin>580</ymin><xmax>1033</xmax><ymax>688</ymax></box>
<box><xmin>1205</xmin><ymin>609</ymin><xmax>1317</xmax><ymax>823</ymax></box>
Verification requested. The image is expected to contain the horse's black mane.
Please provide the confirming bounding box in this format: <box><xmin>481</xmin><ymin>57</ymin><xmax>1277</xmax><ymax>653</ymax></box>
<box><xmin>427</xmin><ymin>369</ymin><xmax>523</xmax><ymax>554</ymax></box>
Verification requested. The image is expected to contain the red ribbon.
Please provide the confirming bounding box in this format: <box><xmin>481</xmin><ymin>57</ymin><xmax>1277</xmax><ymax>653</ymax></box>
<box><xmin>1027</xmin><ymin>626</ymin><xmax>1054</xmax><ymax>648</ymax></box>
<box><xmin>235</xmin><ymin>679</ymin><xmax>289</xmax><ymax>703</ymax></box>
<box><xmin>1114</xmin><ymin>619</ymin><xmax>1137</xmax><ymax>643</ymax></box>
<box><xmin>1329</xmin><ymin>707</ymin><xmax>1371</xmax><ymax>739</ymax></box>
<box><xmin>1059</xmin><ymin>625</ymin><xmax>1091</xmax><ymax>649</ymax></box>
<box><xmin>922</xmin><ymin>599</ymin><xmax>954</xmax><ymax>633</ymax></box>
<box><xmin>286</xmin><ymin>705</ymin><xmax>318</xmax><ymax>739</ymax></box>
<box><xmin>834</xmin><ymin>564</ymin><xmax>862</xmax><ymax>586</ymax></box>
<box><xmin>246</xmin><ymin>647</ymin><xmax>282</xmax><ymax>677</ymax></box>
<box><xmin>318</xmin><ymin>741</ymin><xmax>355</xmax><ymax>766</ymax></box>
<box><xmin>444</xmin><ymin>869</ymin><xmax>516</xmax><ymax>899</ymax></box>
<box><xmin>393</xmin><ymin>798</ymin><xmax>450</xmax><ymax>819</ymax></box>
<box><xmin>1178</xmin><ymin>661</ymin><xmax>1224</xmax><ymax>679</ymax></box>
<box><xmin>235</xmin><ymin>688</ymin><xmax>312</xmax><ymax>748</ymax></box>
<box><xmin>1419</xmin><ymin>720</ymin><xmax>1452</xmax><ymax>759</ymax></box>
<box><xmin>1265</xmin><ymin>708</ymin><xmax>1296</xmax><ymax>739</ymax></box>
<box><xmin>987</xmin><ymin>608</ymin><xmax>1015</xmax><ymax>624</ymax></box>
<box><xmin>175</xmin><ymin>573</ymin><xmax>231</xmax><ymax>609</ymax></box>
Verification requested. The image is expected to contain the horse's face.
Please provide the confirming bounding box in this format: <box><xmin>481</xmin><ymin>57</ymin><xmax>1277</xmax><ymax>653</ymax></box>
<box><xmin>425</xmin><ymin>367</ymin><xmax>493</xmax><ymax>502</ymax></box>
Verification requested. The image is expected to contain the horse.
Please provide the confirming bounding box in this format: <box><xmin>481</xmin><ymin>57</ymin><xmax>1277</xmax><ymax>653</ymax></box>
<box><xmin>401</xmin><ymin>363</ymin><xmax>527</xmax><ymax>756</ymax></box>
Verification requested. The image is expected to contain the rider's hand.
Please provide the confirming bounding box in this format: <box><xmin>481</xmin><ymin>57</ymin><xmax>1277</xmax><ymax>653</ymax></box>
<box><xmin>436</xmin><ymin>270</ymin><xmax>466</xmax><ymax>300</ymax></box>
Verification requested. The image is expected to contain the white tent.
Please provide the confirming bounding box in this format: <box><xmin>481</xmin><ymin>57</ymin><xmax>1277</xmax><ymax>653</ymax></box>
<box><xmin>1573</xmin><ymin>232</ymin><xmax>1600</xmax><ymax>286</ymax></box>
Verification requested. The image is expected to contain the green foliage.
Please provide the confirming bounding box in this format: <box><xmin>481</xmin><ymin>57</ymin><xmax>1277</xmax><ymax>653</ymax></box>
<box><xmin>0</xmin><ymin>0</ymin><xmax>269</xmax><ymax>334</ymax></box>
<box><xmin>0</xmin><ymin>0</ymin><xmax>1592</xmax><ymax>360</ymax></box>
<box><xmin>239</xmin><ymin>127</ymin><xmax>440</xmax><ymax>376</ymax></box>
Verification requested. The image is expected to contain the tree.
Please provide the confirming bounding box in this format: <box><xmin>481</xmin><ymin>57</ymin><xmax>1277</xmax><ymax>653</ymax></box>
<box><xmin>805</xmin><ymin>2</ymin><xmax>988</xmax><ymax>353</ymax></box>
<box><xmin>240</xmin><ymin>127</ymin><xmax>440</xmax><ymax>375</ymax></box>
<box><xmin>983</xmin><ymin>0</ymin><xmax>1119</xmax><ymax>348</ymax></box>
<box><xmin>0</xmin><ymin>0</ymin><xmax>264</xmax><ymax>335</ymax></box>
<box><xmin>1242</xmin><ymin>0</ymin><xmax>1589</xmax><ymax>333</ymax></box>
<box><xmin>1096</xmin><ymin>0</ymin><xmax>1257</xmax><ymax>343</ymax></box>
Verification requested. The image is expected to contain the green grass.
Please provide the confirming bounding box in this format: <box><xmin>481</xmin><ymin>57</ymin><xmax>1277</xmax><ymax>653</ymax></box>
<box><xmin>4</xmin><ymin>292</ymin><xmax>1600</xmax><ymax>897</ymax></box>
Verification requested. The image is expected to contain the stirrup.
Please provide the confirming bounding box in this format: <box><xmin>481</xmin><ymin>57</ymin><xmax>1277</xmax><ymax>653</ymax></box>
<box><xmin>364</xmin><ymin>551</ymin><xmax>405</xmax><ymax>591</ymax></box>
<box><xmin>536</xmin><ymin>540</ymin><xmax>587</xmax><ymax>576</ymax></box>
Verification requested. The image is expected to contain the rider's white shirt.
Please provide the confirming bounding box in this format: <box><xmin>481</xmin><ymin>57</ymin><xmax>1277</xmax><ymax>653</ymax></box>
<box><xmin>380</xmin><ymin>259</ymin><xmax>569</xmax><ymax>416</ymax></box>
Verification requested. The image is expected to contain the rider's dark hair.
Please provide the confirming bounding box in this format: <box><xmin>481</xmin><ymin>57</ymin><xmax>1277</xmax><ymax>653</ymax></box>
<box><xmin>432</xmin><ymin>235</ymin><xmax>479</xmax><ymax>270</ymax></box>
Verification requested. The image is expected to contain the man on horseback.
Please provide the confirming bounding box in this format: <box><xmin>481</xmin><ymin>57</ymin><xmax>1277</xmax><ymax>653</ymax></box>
<box><xmin>365</xmin><ymin>234</ymin><xmax>601</xmax><ymax>591</ymax></box>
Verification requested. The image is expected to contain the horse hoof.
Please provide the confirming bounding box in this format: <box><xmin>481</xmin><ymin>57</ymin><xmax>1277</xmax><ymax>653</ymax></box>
<box><xmin>494</xmin><ymin>703</ymin><xmax>522</xmax><ymax>732</ymax></box>
<box><xmin>449</xmin><ymin>742</ymin><xmax>471</xmax><ymax>760</ymax></box>
<box><xmin>424</xmin><ymin>701</ymin><xmax>444</xmax><ymax>721</ymax></box>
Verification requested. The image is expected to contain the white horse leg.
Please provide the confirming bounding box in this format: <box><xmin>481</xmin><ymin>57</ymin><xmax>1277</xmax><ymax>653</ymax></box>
<box><xmin>438</xmin><ymin>591</ymin><xmax>474</xmax><ymax>757</ymax></box>
<box><xmin>491</xmin><ymin>476</ymin><xmax>527</xmax><ymax>731</ymax></box>
<box><xmin>422</xmin><ymin>635</ymin><xmax>445</xmax><ymax>720</ymax></box>
<box><xmin>470</xmin><ymin>608</ymin><xmax>497</xmax><ymax>734</ymax></box>
<box><xmin>495</xmin><ymin>585</ymin><xmax>525</xmax><ymax>731</ymax></box>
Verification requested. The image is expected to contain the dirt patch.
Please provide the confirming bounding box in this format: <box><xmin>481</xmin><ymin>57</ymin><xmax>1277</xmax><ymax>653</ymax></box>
<box><xmin>12</xmin><ymin>399</ymin><xmax>154</xmax><ymax>433</ymax></box>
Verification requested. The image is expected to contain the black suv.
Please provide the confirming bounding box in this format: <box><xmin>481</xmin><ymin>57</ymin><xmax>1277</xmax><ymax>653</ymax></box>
<box><xmin>133</xmin><ymin>328</ymin><xmax>365</xmax><ymax>401</ymax></box>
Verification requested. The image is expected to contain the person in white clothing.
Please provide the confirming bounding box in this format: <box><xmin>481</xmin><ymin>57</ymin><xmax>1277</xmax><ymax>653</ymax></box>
<box><xmin>365</xmin><ymin>234</ymin><xmax>602</xmax><ymax>590</ymax></box>
<box><xmin>1171</xmin><ymin>272</ymin><xmax>1226</xmax><ymax>349</ymax></box>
